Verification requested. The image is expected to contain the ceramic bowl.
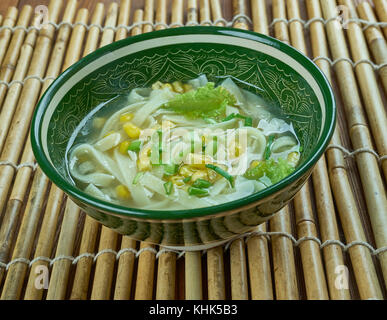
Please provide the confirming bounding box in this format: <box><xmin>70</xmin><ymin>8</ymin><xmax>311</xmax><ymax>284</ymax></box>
<box><xmin>31</xmin><ymin>27</ymin><xmax>336</xmax><ymax>250</ymax></box>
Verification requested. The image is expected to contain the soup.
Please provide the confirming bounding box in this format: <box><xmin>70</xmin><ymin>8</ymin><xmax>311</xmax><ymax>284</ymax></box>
<box><xmin>67</xmin><ymin>76</ymin><xmax>301</xmax><ymax>210</ymax></box>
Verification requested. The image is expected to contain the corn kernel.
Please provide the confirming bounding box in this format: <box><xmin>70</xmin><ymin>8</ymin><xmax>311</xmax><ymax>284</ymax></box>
<box><xmin>119</xmin><ymin>141</ymin><xmax>131</xmax><ymax>155</ymax></box>
<box><xmin>288</xmin><ymin>152</ymin><xmax>300</xmax><ymax>167</ymax></box>
<box><xmin>116</xmin><ymin>185</ymin><xmax>131</xmax><ymax>199</ymax></box>
<box><xmin>123</xmin><ymin>122</ymin><xmax>141</xmax><ymax>139</ymax></box>
<box><xmin>120</xmin><ymin>112</ymin><xmax>134</xmax><ymax>123</ymax></box>
<box><xmin>172</xmin><ymin>81</ymin><xmax>184</xmax><ymax>93</ymax></box>
<box><xmin>183</xmin><ymin>84</ymin><xmax>193</xmax><ymax>92</ymax></box>
<box><xmin>192</xmin><ymin>170</ymin><xmax>208</xmax><ymax>182</ymax></box>
<box><xmin>250</xmin><ymin>160</ymin><xmax>260</xmax><ymax>169</ymax></box>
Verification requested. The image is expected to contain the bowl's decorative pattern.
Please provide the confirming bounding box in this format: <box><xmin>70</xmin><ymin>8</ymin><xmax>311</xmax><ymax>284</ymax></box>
<box><xmin>32</xmin><ymin>27</ymin><xmax>335</xmax><ymax>249</ymax></box>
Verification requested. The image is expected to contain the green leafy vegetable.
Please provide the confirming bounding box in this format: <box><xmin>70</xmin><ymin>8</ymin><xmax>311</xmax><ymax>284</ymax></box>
<box><xmin>264</xmin><ymin>135</ymin><xmax>275</xmax><ymax>160</ymax></box>
<box><xmin>205</xmin><ymin>164</ymin><xmax>235</xmax><ymax>188</ymax></box>
<box><xmin>163</xmin><ymin>82</ymin><xmax>236</xmax><ymax>120</ymax></box>
<box><xmin>192</xmin><ymin>179</ymin><xmax>212</xmax><ymax>189</ymax></box>
<box><xmin>244</xmin><ymin>158</ymin><xmax>295</xmax><ymax>184</ymax></box>
<box><xmin>188</xmin><ymin>187</ymin><xmax>209</xmax><ymax>197</ymax></box>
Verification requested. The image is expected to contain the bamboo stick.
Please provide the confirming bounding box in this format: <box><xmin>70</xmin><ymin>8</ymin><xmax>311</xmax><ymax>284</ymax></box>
<box><xmin>270</xmin><ymin>209</ymin><xmax>299</xmax><ymax>300</ymax></box>
<box><xmin>322</xmin><ymin>0</ymin><xmax>387</xmax><ymax>290</ymax></box>
<box><xmin>374</xmin><ymin>0</ymin><xmax>387</xmax><ymax>39</ymax></box>
<box><xmin>0</xmin><ymin>166</ymin><xmax>50</xmax><ymax>299</ymax></box>
<box><xmin>251</xmin><ymin>0</ymin><xmax>269</xmax><ymax>35</ymax></box>
<box><xmin>233</xmin><ymin>0</ymin><xmax>249</xmax><ymax>30</ymax></box>
<box><xmin>132</xmin><ymin>9</ymin><xmax>144</xmax><ymax>35</ymax></box>
<box><xmin>86</xmin><ymin>3</ymin><xmax>120</xmax><ymax>301</ymax></box>
<box><xmin>155</xmin><ymin>0</ymin><xmax>167</xmax><ymax>30</ymax></box>
<box><xmin>272</xmin><ymin>0</ymin><xmax>290</xmax><ymax>44</ymax></box>
<box><xmin>0</xmin><ymin>12</ymin><xmax>41</xmax><ymax>156</ymax></box>
<box><xmin>357</xmin><ymin>1</ymin><xmax>387</xmax><ymax>95</ymax></box>
<box><xmin>115</xmin><ymin>0</ymin><xmax>131</xmax><ymax>41</ymax></box>
<box><xmin>171</xmin><ymin>0</ymin><xmax>184</xmax><ymax>27</ymax></box>
<box><xmin>156</xmin><ymin>251</ymin><xmax>177</xmax><ymax>300</ymax></box>
<box><xmin>246</xmin><ymin>230</ymin><xmax>274</xmax><ymax>300</ymax></box>
<box><xmin>207</xmin><ymin>246</ymin><xmax>226</xmax><ymax>300</ymax></box>
<box><xmin>68</xmin><ymin>3</ymin><xmax>106</xmax><ymax>301</ymax></box>
<box><xmin>210</xmin><ymin>0</ymin><xmax>226</xmax><ymax>26</ymax></box>
<box><xmin>0</xmin><ymin>5</ymin><xmax>33</xmax><ymax>108</ymax></box>
<box><xmin>338</xmin><ymin>0</ymin><xmax>387</xmax><ymax>182</ymax></box>
<box><xmin>229</xmin><ymin>239</ymin><xmax>249</xmax><ymax>300</ymax></box>
<box><xmin>134</xmin><ymin>242</ymin><xmax>156</xmax><ymax>300</ymax></box>
<box><xmin>187</xmin><ymin>0</ymin><xmax>199</xmax><ymax>25</ymax></box>
<box><xmin>200</xmin><ymin>0</ymin><xmax>211</xmax><ymax>25</ymax></box>
<box><xmin>0</xmin><ymin>0</ymin><xmax>64</xmax><ymax>298</ymax></box>
<box><xmin>113</xmin><ymin>238</ymin><xmax>136</xmax><ymax>300</ymax></box>
<box><xmin>319</xmin><ymin>0</ymin><xmax>384</xmax><ymax>299</ymax></box>
<box><xmin>287</xmin><ymin>0</ymin><xmax>329</xmax><ymax>300</ymax></box>
<box><xmin>23</xmin><ymin>9</ymin><xmax>89</xmax><ymax>301</ymax></box>
<box><xmin>185</xmin><ymin>251</ymin><xmax>203</xmax><ymax>299</ymax></box>
<box><xmin>144</xmin><ymin>0</ymin><xmax>155</xmax><ymax>33</ymax></box>
<box><xmin>46</xmin><ymin>199</ymin><xmax>80</xmax><ymax>300</ymax></box>
<box><xmin>0</xmin><ymin>7</ymin><xmax>18</xmax><ymax>68</ymax></box>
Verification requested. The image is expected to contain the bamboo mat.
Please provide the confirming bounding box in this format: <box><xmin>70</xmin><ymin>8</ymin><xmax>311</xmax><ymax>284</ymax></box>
<box><xmin>0</xmin><ymin>0</ymin><xmax>386</xmax><ymax>300</ymax></box>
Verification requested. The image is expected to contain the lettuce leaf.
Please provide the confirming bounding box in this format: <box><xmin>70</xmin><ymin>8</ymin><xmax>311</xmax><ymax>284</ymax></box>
<box><xmin>163</xmin><ymin>82</ymin><xmax>236</xmax><ymax>120</ymax></box>
<box><xmin>244</xmin><ymin>158</ymin><xmax>295</xmax><ymax>184</ymax></box>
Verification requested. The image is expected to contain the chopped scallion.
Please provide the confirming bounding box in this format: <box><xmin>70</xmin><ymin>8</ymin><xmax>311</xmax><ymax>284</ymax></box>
<box><xmin>163</xmin><ymin>181</ymin><xmax>173</xmax><ymax>195</ymax></box>
<box><xmin>132</xmin><ymin>172</ymin><xmax>144</xmax><ymax>185</ymax></box>
<box><xmin>264</xmin><ymin>135</ymin><xmax>275</xmax><ymax>160</ymax></box>
<box><xmin>205</xmin><ymin>164</ymin><xmax>235</xmax><ymax>188</ymax></box>
<box><xmin>163</xmin><ymin>164</ymin><xmax>179</xmax><ymax>176</ymax></box>
<box><xmin>188</xmin><ymin>187</ymin><xmax>209</xmax><ymax>197</ymax></box>
<box><xmin>183</xmin><ymin>176</ymin><xmax>192</xmax><ymax>183</ymax></box>
<box><xmin>192</xmin><ymin>179</ymin><xmax>212</xmax><ymax>189</ymax></box>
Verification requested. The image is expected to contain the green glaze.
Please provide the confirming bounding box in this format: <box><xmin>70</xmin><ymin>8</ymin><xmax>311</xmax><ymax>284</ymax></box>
<box><xmin>31</xmin><ymin>27</ymin><xmax>336</xmax><ymax>249</ymax></box>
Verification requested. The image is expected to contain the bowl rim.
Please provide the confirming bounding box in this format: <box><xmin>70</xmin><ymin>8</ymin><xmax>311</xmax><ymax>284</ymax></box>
<box><xmin>31</xmin><ymin>26</ymin><xmax>336</xmax><ymax>221</ymax></box>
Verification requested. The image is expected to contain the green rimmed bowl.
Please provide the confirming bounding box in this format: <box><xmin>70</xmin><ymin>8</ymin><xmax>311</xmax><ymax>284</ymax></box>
<box><xmin>31</xmin><ymin>27</ymin><xmax>335</xmax><ymax>250</ymax></box>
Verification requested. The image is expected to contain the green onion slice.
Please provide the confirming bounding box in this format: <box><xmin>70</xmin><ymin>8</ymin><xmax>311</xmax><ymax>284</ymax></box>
<box><xmin>205</xmin><ymin>164</ymin><xmax>235</xmax><ymax>188</ymax></box>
